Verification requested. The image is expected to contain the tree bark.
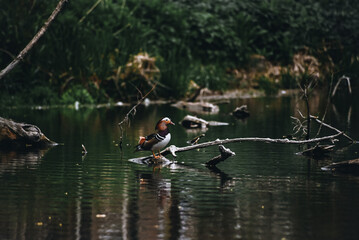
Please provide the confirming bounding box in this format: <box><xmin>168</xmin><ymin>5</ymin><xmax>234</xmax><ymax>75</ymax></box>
<box><xmin>0</xmin><ymin>0</ymin><xmax>68</xmax><ymax>80</ymax></box>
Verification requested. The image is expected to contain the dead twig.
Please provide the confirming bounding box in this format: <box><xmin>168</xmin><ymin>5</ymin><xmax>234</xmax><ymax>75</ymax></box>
<box><xmin>118</xmin><ymin>83</ymin><xmax>157</xmax><ymax>149</ymax></box>
<box><xmin>118</xmin><ymin>83</ymin><xmax>157</xmax><ymax>128</ymax></box>
<box><xmin>291</xmin><ymin>110</ymin><xmax>308</xmax><ymax>137</ymax></box>
<box><xmin>81</xmin><ymin>144</ymin><xmax>88</xmax><ymax>154</ymax></box>
<box><xmin>332</xmin><ymin>75</ymin><xmax>352</xmax><ymax>97</ymax></box>
<box><xmin>310</xmin><ymin>115</ymin><xmax>354</xmax><ymax>143</ymax></box>
<box><xmin>315</xmin><ymin>74</ymin><xmax>334</xmax><ymax>138</ymax></box>
<box><xmin>0</xmin><ymin>0</ymin><xmax>68</xmax><ymax>80</ymax></box>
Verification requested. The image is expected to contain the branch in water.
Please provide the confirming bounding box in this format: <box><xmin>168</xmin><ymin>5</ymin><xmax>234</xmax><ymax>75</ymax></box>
<box><xmin>206</xmin><ymin>145</ymin><xmax>236</xmax><ymax>166</ymax></box>
<box><xmin>131</xmin><ymin>131</ymin><xmax>344</xmax><ymax>162</ymax></box>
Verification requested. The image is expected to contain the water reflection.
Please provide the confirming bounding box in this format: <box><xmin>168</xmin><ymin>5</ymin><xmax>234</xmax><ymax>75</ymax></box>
<box><xmin>135</xmin><ymin>171</ymin><xmax>173</xmax><ymax>239</ymax></box>
<box><xmin>207</xmin><ymin>165</ymin><xmax>234</xmax><ymax>189</ymax></box>
<box><xmin>1</xmin><ymin>92</ymin><xmax>359</xmax><ymax>240</ymax></box>
<box><xmin>0</xmin><ymin>148</ymin><xmax>50</xmax><ymax>174</ymax></box>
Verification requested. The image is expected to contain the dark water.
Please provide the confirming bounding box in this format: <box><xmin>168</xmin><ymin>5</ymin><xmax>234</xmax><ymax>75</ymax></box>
<box><xmin>0</xmin><ymin>94</ymin><xmax>359</xmax><ymax>240</ymax></box>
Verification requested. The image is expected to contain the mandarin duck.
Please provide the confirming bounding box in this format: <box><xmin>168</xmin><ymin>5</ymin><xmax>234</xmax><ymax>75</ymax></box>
<box><xmin>135</xmin><ymin>117</ymin><xmax>175</xmax><ymax>159</ymax></box>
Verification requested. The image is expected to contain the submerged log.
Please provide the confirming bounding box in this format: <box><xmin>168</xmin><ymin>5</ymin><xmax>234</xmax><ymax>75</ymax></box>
<box><xmin>0</xmin><ymin>117</ymin><xmax>56</xmax><ymax>148</ymax></box>
<box><xmin>300</xmin><ymin>144</ymin><xmax>335</xmax><ymax>159</ymax></box>
<box><xmin>206</xmin><ymin>145</ymin><xmax>235</xmax><ymax>167</ymax></box>
<box><xmin>181</xmin><ymin>115</ymin><xmax>208</xmax><ymax>129</ymax></box>
<box><xmin>232</xmin><ymin>105</ymin><xmax>250</xmax><ymax>119</ymax></box>
<box><xmin>322</xmin><ymin>159</ymin><xmax>359</xmax><ymax>175</ymax></box>
<box><xmin>180</xmin><ymin>115</ymin><xmax>228</xmax><ymax>129</ymax></box>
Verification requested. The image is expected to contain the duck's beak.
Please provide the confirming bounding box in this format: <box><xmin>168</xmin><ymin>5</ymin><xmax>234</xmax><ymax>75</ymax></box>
<box><xmin>169</xmin><ymin>120</ymin><xmax>175</xmax><ymax>125</ymax></box>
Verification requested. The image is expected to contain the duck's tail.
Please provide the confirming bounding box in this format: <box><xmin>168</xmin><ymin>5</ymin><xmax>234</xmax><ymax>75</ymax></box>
<box><xmin>134</xmin><ymin>136</ymin><xmax>146</xmax><ymax>152</ymax></box>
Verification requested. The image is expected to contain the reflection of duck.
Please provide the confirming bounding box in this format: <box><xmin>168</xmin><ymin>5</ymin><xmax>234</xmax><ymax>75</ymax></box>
<box><xmin>135</xmin><ymin>117</ymin><xmax>175</xmax><ymax>159</ymax></box>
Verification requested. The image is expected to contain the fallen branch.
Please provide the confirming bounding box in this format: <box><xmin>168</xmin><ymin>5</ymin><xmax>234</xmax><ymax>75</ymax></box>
<box><xmin>131</xmin><ymin>131</ymin><xmax>344</xmax><ymax>162</ymax></box>
<box><xmin>0</xmin><ymin>0</ymin><xmax>68</xmax><ymax>80</ymax></box>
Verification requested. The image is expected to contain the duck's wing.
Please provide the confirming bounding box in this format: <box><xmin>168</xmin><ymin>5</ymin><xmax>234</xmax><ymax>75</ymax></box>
<box><xmin>145</xmin><ymin>133</ymin><xmax>156</xmax><ymax>141</ymax></box>
<box><xmin>141</xmin><ymin>135</ymin><xmax>160</xmax><ymax>151</ymax></box>
<box><xmin>134</xmin><ymin>133</ymin><xmax>160</xmax><ymax>151</ymax></box>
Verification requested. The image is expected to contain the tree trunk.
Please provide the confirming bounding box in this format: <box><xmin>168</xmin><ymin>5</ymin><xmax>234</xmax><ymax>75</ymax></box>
<box><xmin>0</xmin><ymin>0</ymin><xmax>68</xmax><ymax>80</ymax></box>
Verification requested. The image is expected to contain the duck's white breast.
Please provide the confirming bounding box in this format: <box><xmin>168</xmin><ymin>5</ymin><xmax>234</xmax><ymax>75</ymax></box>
<box><xmin>151</xmin><ymin>133</ymin><xmax>171</xmax><ymax>151</ymax></box>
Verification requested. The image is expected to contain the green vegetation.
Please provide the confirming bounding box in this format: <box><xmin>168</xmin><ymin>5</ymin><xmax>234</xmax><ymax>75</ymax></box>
<box><xmin>0</xmin><ymin>0</ymin><xmax>358</xmax><ymax>105</ymax></box>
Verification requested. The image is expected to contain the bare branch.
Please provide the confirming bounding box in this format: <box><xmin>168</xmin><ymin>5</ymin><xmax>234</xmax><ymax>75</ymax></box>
<box><xmin>310</xmin><ymin>115</ymin><xmax>354</xmax><ymax>142</ymax></box>
<box><xmin>118</xmin><ymin>83</ymin><xmax>157</xmax><ymax>149</ymax></box>
<box><xmin>118</xmin><ymin>83</ymin><xmax>157</xmax><ymax>128</ymax></box>
<box><xmin>290</xmin><ymin>113</ymin><xmax>307</xmax><ymax>137</ymax></box>
<box><xmin>0</xmin><ymin>0</ymin><xmax>68</xmax><ymax>80</ymax></box>
<box><xmin>332</xmin><ymin>75</ymin><xmax>352</xmax><ymax>97</ymax></box>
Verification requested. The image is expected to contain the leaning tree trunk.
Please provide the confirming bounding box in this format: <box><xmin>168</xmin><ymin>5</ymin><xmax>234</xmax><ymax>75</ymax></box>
<box><xmin>0</xmin><ymin>117</ymin><xmax>56</xmax><ymax>148</ymax></box>
<box><xmin>0</xmin><ymin>0</ymin><xmax>67</xmax><ymax>80</ymax></box>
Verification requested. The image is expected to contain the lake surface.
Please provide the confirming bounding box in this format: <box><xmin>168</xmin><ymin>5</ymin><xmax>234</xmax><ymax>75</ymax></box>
<box><xmin>0</xmin><ymin>93</ymin><xmax>359</xmax><ymax>240</ymax></box>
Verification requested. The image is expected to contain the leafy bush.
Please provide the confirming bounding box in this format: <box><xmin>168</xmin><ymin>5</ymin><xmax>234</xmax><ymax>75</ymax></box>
<box><xmin>61</xmin><ymin>85</ymin><xmax>94</xmax><ymax>105</ymax></box>
<box><xmin>1</xmin><ymin>0</ymin><xmax>359</xmax><ymax>105</ymax></box>
<box><xmin>27</xmin><ymin>85</ymin><xmax>60</xmax><ymax>105</ymax></box>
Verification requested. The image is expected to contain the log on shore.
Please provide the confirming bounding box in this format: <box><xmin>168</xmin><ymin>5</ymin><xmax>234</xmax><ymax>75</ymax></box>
<box><xmin>0</xmin><ymin>117</ymin><xmax>56</xmax><ymax>148</ymax></box>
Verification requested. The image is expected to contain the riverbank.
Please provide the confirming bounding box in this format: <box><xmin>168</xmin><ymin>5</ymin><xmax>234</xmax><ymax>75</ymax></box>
<box><xmin>1</xmin><ymin>0</ymin><xmax>358</xmax><ymax>106</ymax></box>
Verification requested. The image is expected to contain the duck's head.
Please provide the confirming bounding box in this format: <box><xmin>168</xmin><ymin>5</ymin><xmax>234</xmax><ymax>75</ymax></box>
<box><xmin>155</xmin><ymin>117</ymin><xmax>175</xmax><ymax>130</ymax></box>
